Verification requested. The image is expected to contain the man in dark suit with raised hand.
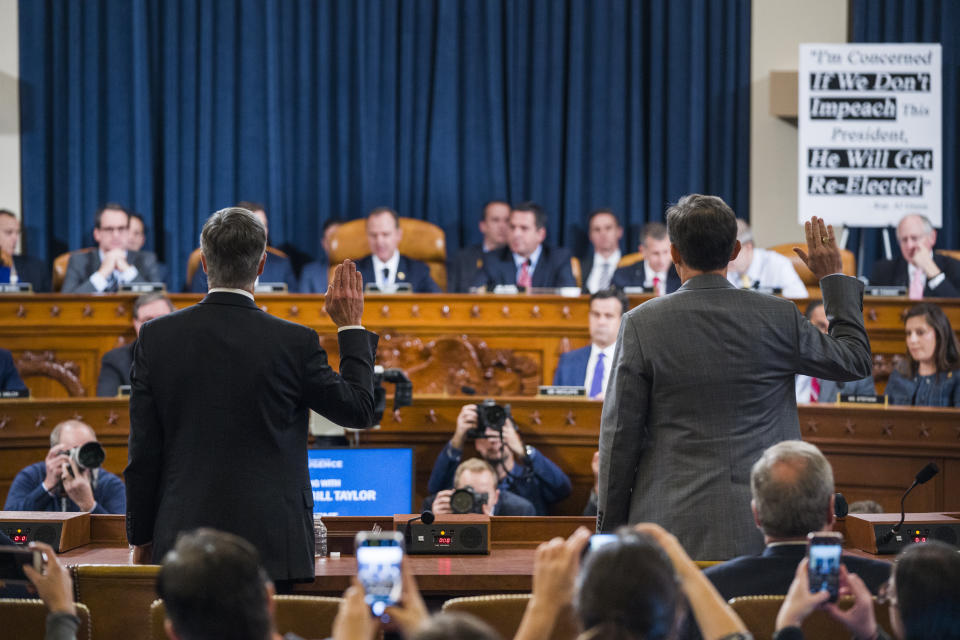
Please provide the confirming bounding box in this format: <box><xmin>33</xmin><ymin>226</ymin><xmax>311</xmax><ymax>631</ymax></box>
<box><xmin>355</xmin><ymin>207</ymin><xmax>441</xmax><ymax>293</ymax></box>
<box><xmin>125</xmin><ymin>206</ymin><xmax>378</xmax><ymax>586</ymax></box>
<box><xmin>871</xmin><ymin>213</ymin><xmax>960</xmax><ymax>299</ymax></box>
<box><xmin>599</xmin><ymin>195</ymin><xmax>872</xmax><ymax>560</ymax></box>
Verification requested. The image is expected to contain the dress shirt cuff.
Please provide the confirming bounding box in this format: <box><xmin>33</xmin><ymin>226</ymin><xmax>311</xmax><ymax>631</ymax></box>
<box><xmin>927</xmin><ymin>272</ymin><xmax>946</xmax><ymax>289</ymax></box>
<box><xmin>89</xmin><ymin>271</ymin><xmax>110</xmax><ymax>292</ymax></box>
<box><xmin>118</xmin><ymin>265</ymin><xmax>139</xmax><ymax>283</ymax></box>
<box><xmin>42</xmin><ymin>480</ymin><xmax>58</xmax><ymax>498</ymax></box>
<box><xmin>445</xmin><ymin>442</ymin><xmax>462</xmax><ymax>460</ymax></box>
<box><xmin>337</xmin><ymin>325</ymin><xmax>365</xmax><ymax>332</ymax></box>
<box><xmin>87</xmin><ymin>500</ymin><xmax>99</xmax><ymax>513</ymax></box>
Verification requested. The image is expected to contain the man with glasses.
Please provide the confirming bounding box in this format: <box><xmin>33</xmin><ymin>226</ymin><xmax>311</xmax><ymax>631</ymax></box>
<box><xmin>61</xmin><ymin>204</ymin><xmax>162</xmax><ymax>293</ymax></box>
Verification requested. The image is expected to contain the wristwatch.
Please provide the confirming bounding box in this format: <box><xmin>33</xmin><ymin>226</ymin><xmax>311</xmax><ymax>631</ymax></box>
<box><xmin>524</xmin><ymin>445</ymin><xmax>535</xmax><ymax>462</ymax></box>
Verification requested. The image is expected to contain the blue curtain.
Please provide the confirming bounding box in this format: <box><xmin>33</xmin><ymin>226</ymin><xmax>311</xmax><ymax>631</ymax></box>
<box><xmin>850</xmin><ymin>0</ymin><xmax>960</xmax><ymax>273</ymax></box>
<box><xmin>19</xmin><ymin>0</ymin><xmax>751</xmax><ymax>290</ymax></box>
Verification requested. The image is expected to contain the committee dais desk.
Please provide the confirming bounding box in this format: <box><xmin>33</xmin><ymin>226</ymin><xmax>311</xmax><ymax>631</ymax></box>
<box><xmin>2</xmin><ymin>292</ymin><xmax>957</xmax><ymax>398</ymax></box>
<box><xmin>1</xmin><ymin>396</ymin><xmax>957</xmax><ymax>516</ymax></box>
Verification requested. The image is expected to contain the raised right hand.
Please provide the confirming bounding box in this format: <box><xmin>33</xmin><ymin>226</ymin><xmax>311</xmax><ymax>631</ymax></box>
<box><xmin>43</xmin><ymin>446</ymin><xmax>68</xmax><ymax>490</ymax></box>
<box><xmin>794</xmin><ymin>216</ymin><xmax>843</xmax><ymax>281</ymax></box>
<box><xmin>431</xmin><ymin>489</ymin><xmax>453</xmax><ymax>515</ymax></box>
<box><xmin>452</xmin><ymin>404</ymin><xmax>478</xmax><ymax>449</ymax></box>
<box><xmin>324</xmin><ymin>260</ymin><xmax>365</xmax><ymax>327</ymax></box>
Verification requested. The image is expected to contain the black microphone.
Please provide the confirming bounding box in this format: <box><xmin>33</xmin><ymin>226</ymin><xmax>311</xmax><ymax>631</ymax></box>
<box><xmin>834</xmin><ymin>492</ymin><xmax>848</xmax><ymax>519</ymax></box>
<box><xmin>879</xmin><ymin>462</ymin><xmax>939</xmax><ymax>544</ymax></box>
<box><xmin>404</xmin><ymin>510</ymin><xmax>435</xmax><ymax>551</ymax></box>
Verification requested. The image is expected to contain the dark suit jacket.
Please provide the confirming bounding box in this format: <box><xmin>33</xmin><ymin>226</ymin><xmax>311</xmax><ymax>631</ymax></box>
<box><xmin>62</xmin><ymin>249</ymin><xmax>163</xmax><ymax>293</ymax></box>
<box><xmin>473</xmin><ymin>245</ymin><xmax>576</xmax><ymax>289</ymax></box>
<box><xmin>447</xmin><ymin>244</ymin><xmax>486</xmax><ymax>293</ymax></box>
<box><xmin>553</xmin><ymin>345</ymin><xmax>590</xmax><ymax>386</ymax></box>
<box><xmin>298</xmin><ymin>260</ymin><xmax>330</xmax><ymax>293</ymax></box>
<box><xmin>610</xmin><ymin>260</ymin><xmax>681</xmax><ymax>293</ymax></box>
<box><xmin>0</xmin><ymin>348</ymin><xmax>26</xmax><ymax>392</ymax></box>
<box><xmin>97</xmin><ymin>342</ymin><xmax>135</xmax><ymax>397</ymax></box>
<box><xmin>191</xmin><ymin>252</ymin><xmax>298</xmax><ymax>292</ymax></box>
<box><xmin>870</xmin><ymin>254</ymin><xmax>960</xmax><ymax>298</ymax></box>
<box><xmin>12</xmin><ymin>255</ymin><xmax>51</xmax><ymax>292</ymax></box>
<box><xmin>356</xmin><ymin>255</ymin><xmax>441</xmax><ymax>293</ymax></box>
<box><xmin>125</xmin><ymin>291</ymin><xmax>378</xmax><ymax>581</ymax></box>
<box><xmin>704</xmin><ymin>543</ymin><xmax>891</xmax><ymax>600</ymax></box>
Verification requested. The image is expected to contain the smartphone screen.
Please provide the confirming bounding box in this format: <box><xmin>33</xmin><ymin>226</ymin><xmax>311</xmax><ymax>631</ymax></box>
<box><xmin>0</xmin><ymin>546</ymin><xmax>42</xmax><ymax>584</ymax></box>
<box><xmin>356</xmin><ymin>536</ymin><xmax>403</xmax><ymax>617</ymax></box>
<box><xmin>807</xmin><ymin>533</ymin><xmax>843</xmax><ymax>602</ymax></box>
<box><xmin>582</xmin><ymin>534</ymin><xmax>618</xmax><ymax>558</ymax></box>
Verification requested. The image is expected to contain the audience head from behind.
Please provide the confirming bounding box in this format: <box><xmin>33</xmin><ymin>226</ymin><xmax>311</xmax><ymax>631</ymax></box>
<box><xmin>128</xmin><ymin>213</ymin><xmax>147</xmax><ymax>251</ymax></box>
<box><xmin>897</xmin><ymin>302</ymin><xmax>960</xmax><ymax>377</ymax></box>
<box><xmin>409</xmin><ymin>612</ymin><xmax>503</xmax><ymax>640</ymax></box>
<box><xmin>887</xmin><ymin>540</ymin><xmax>960</xmax><ymax>640</ymax></box>
<box><xmin>576</xmin><ymin>528</ymin><xmax>682</xmax><ymax>640</ymax></box>
<box><xmin>479</xmin><ymin>200</ymin><xmax>511</xmax><ymax>252</ymax></box>
<box><xmin>133</xmin><ymin>293</ymin><xmax>175</xmax><ymax>338</ymax></box>
<box><xmin>665</xmin><ymin>194</ymin><xmax>739</xmax><ymax>278</ymax></box>
<box><xmin>588</xmin><ymin>209</ymin><xmax>623</xmax><ymax>259</ymax></box>
<box><xmin>751</xmin><ymin>440</ymin><xmax>834</xmax><ymax>542</ymax></box>
<box><xmin>509</xmin><ymin>202</ymin><xmax>547</xmax><ymax>259</ymax></box>
<box><xmin>640</xmin><ymin>221</ymin><xmax>672</xmax><ymax>275</ymax></box>
<box><xmin>895</xmin><ymin>213</ymin><xmax>938</xmax><ymax>268</ymax></box>
<box><xmin>158</xmin><ymin>528</ymin><xmax>275</xmax><ymax>640</ymax></box>
<box><xmin>366</xmin><ymin>206</ymin><xmax>402</xmax><ymax>263</ymax></box>
<box><xmin>589</xmin><ymin>288</ymin><xmax>629</xmax><ymax>350</ymax></box>
<box><xmin>93</xmin><ymin>203</ymin><xmax>132</xmax><ymax>253</ymax></box>
<box><xmin>199</xmin><ymin>207</ymin><xmax>267</xmax><ymax>291</ymax></box>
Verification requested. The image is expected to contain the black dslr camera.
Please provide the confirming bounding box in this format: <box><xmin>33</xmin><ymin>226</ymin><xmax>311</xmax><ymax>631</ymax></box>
<box><xmin>449</xmin><ymin>486</ymin><xmax>489</xmax><ymax>514</ymax></box>
<box><xmin>62</xmin><ymin>442</ymin><xmax>106</xmax><ymax>477</ymax></box>
<box><xmin>372</xmin><ymin>367</ymin><xmax>414</xmax><ymax>424</ymax></box>
<box><xmin>466</xmin><ymin>399</ymin><xmax>511</xmax><ymax>439</ymax></box>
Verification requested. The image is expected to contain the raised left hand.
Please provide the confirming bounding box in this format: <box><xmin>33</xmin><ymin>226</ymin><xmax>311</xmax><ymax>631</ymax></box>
<box><xmin>61</xmin><ymin>458</ymin><xmax>95</xmax><ymax>512</ymax></box>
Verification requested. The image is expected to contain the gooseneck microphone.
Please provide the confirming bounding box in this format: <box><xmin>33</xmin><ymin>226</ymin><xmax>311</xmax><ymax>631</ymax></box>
<box><xmin>404</xmin><ymin>510</ymin><xmax>435</xmax><ymax>551</ymax></box>
<box><xmin>879</xmin><ymin>462</ymin><xmax>939</xmax><ymax>544</ymax></box>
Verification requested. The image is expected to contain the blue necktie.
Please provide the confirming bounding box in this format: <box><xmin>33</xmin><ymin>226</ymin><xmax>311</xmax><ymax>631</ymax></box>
<box><xmin>589</xmin><ymin>353</ymin><xmax>605</xmax><ymax>398</ymax></box>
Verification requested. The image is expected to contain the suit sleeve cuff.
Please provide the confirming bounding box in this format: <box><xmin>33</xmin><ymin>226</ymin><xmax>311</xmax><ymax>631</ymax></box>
<box><xmin>89</xmin><ymin>272</ymin><xmax>109</xmax><ymax>292</ymax></box>
<box><xmin>928</xmin><ymin>272</ymin><xmax>946</xmax><ymax>289</ymax></box>
<box><xmin>337</xmin><ymin>325</ymin><xmax>365</xmax><ymax>332</ymax></box>
<box><xmin>119</xmin><ymin>265</ymin><xmax>139</xmax><ymax>282</ymax></box>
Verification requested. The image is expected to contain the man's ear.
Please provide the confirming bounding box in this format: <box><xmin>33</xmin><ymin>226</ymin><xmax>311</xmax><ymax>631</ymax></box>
<box><xmin>164</xmin><ymin>618</ymin><xmax>180</xmax><ymax>640</ymax></box>
<box><xmin>751</xmin><ymin>500</ymin><xmax>763</xmax><ymax>532</ymax></box>
<box><xmin>826</xmin><ymin>494</ymin><xmax>837</xmax><ymax>530</ymax></box>
<box><xmin>729</xmin><ymin>240</ymin><xmax>742</xmax><ymax>262</ymax></box>
<box><xmin>200</xmin><ymin>253</ymin><xmax>208</xmax><ymax>275</ymax></box>
<box><xmin>266</xmin><ymin>580</ymin><xmax>277</xmax><ymax>619</ymax></box>
<box><xmin>536</xmin><ymin>227</ymin><xmax>547</xmax><ymax>243</ymax></box>
<box><xmin>669</xmin><ymin>244</ymin><xmax>683</xmax><ymax>268</ymax></box>
<box><xmin>257</xmin><ymin>252</ymin><xmax>266</xmax><ymax>277</ymax></box>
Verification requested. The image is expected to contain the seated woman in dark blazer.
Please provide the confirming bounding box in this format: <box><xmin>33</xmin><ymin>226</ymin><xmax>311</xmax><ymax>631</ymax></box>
<box><xmin>885</xmin><ymin>302</ymin><xmax>960</xmax><ymax>407</ymax></box>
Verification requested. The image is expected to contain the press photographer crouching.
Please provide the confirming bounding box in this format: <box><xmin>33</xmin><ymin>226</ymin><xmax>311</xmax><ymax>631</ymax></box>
<box><xmin>3</xmin><ymin>419</ymin><xmax>126</xmax><ymax>514</ymax></box>
<box><xmin>426</xmin><ymin>401</ymin><xmax>571</xmax><ymax>515</ymax></box>
<box><xmin>427</xmin><ymin>458</ymin><xmax>535</xmax><ymax>516</ymax></box>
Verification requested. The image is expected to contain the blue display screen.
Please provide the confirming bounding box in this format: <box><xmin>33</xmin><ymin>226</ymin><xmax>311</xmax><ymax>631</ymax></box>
<box><xmin>307</xmin><ymin>448</ymin><xmax>413</xmax><ymax>516</ymax></box>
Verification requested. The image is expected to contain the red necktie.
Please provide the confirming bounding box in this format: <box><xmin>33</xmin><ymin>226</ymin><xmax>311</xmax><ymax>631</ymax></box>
<box><xmin>652</xmin><ymin>276</ymin><xmax>661</xmax><ymax>296</ymax></box>
<box><xmin>517</xmin><ymin>260</ymin><xmax>532</xmax><ymax>289</ymax></box>
<box><xmin>810</xmin><ymin>377</ymin><xmax>820</xmax><ymax>403</ymax></box>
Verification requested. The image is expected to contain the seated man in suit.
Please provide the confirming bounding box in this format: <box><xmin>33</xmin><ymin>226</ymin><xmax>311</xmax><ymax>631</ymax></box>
<box><xmin>796</xmin><ymin>300</ymin><xmax>875</xmax><ymax>402</ymax></box>
<box><xmin>726</xmin><ymin>219</ymin><xmax>808</xmax><ymax>298</ymax></box>
<box><xmin>427</xmin><ymin>458</ymin><xmax>535</xmax><ymax>516</ymax></box>
<box><xmin>0</xmin><ymin>347</ymin><xmax>27</xmax><ymax>393</ymax></box>
<box><xmin>299</xmin><ymin>219</ymin><xmax>340</xmax><ymax>293</ymax></box>
<box><xmin>447</xmin><ymin>200</ymin><xmax>511</xmax><ymax>293</ymax></box>
<box><xmin>427</xmin><ymin>403</ymin><xmax>571</xmax><ymax>515</ymax></box>
<box><xmin>3</xmin><ymin>419</ymin><xmax>126</xmax><ymax>514</ymax></box>
<box><xmin>356</xmin><ymin>207</ymin><xmax>441</xmax><ymax>293</ymax></box>
<box><xmin>191</xmin><ymin>201</ymin><xmax>298</xmax><ymax>292</ymax></box>
<box><xmin>0</xmin><ymin>208</ymin><xmax>50</xmax><ymax>291</ymax></box>
<box><xmin>127</xmin><ymin>212</ymin><xmax>169</xmax><ymax>286</ymax></box>
<box><xmin>553</xmin><ymin>288</ymin><xmax>629</xmax><ymax>398</ymax></box>
<box><xmin>473</xmin><ymin>202</ymin><xmax>576</xmax><ymax>290</ymax></box>
<box><xmin>610</xmin><ymin>222</ymin><xmax>681</xmax><ymax>295</ymax></box>
<box><xmin>61</xmin><ymin>204</ymin><xmax>164</xmax><ymax>293</ymax></box>
<box><xmin>704</xmin><ymin>440</ymin><xmax>890</xmax><ymax>599</ymax></box>
<box><xmin>581</xmin><ymin>209</ymin><xmax>624</xmax><ymax>294</ymax></box>
<box><xmin>96</xmin><ymin>293</ymin><xmax>175</xmax><ymax>396</ymax></box>
<box><xmin>871</xmin><ymin>213</ymin><xmax>960</xmax><ymax>299</ymax></box>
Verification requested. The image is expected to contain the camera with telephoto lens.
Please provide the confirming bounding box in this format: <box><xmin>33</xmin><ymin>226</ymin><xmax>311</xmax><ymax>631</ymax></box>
<box><xmin>64</xmin><ymin>442</ymin><xmax>106</xmax><ymax>476</ymax></box>
<box><xmin>449</xmin><ymin>486</ymin><xmax>489</xmax><ymax>514</ymax></box>
<box><xmin>372</xmin><ymin>366</ymin><xmax>414</xmax><ymax>425</ymax></box>
<box><xmin>466</xmin><ymin>399</ymin><xmax>511</xmax><ymax>439</ymax></box>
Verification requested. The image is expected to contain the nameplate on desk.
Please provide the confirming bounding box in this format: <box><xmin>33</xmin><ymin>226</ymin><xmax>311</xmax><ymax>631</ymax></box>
<box><xmin>527</xmin><ymin>287</ymin><xmax>582</xmax><ymax>297</ymax></box>
<box><xmin>255</xmin><ymin>282</ymin><xmax>288</xmax><ymax>293</ymax></box>
<box><xmin>623</xmin><ymin>286</ymin><xmax>653</xmax><ymax>295</ymax></box>
<box><xmin>0</xmin><ymin>282</ymin><xmax>32</xmax><ymax>293</ymax></box>
<box><xmin>364</xmin><ymin>282</ymin><xmax>412</xmax><ymax>294</ymax></box>
<box><xmin>0</xmin><ymin>389</ymin><xmax>30</xmax><ymax>399</ymax></box>
<box><xmin>117</xmin><ymin>385</ymin><xmax>132</xmax><ymax>398</ymax></box>
<box><xmin>118</xmin><ymin>282</ymin><xmax>166</xmax><ymax>293</ymax></box>
<box><xmin>838</xmin><ymin>393</ymin><xmax>886</xmax><ymax>405</ymax></box>
<box><xmin>492</xmin><ymin>284</ymin><xmax>520</xmax><ymax>294</ymax></box>
<box><xmin>753</xmin><ymin>286</ymin><xmax>783</xmax><ymax>296</ymax></box>
<box><xmin>538</xmin><ymin>385</ymin><xmax>587</xmax><ymax>397</ymax></box>
<box><xmin>865</xmin><ymin>286</ymin><xmax>907</xmax><ymax>297</ymax></box>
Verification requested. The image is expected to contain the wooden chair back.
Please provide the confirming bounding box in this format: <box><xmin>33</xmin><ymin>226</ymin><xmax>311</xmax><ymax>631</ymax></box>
<box><xmin>443</xmin><ymin>594</ymin><xmax>580</xmax><ymax>640</ymax></box>
<box><xmin>52</xmin><ymin>248</ymin><xmax>95</xmax><ymax>292</ymax></box>
<box><xmin>73</xmin><ymin>564</ymin><xmax>161</xmax><ymax>640</ymax></box>
<box><xmin>729</xmin><ymin>595</ymin><xmax>890</xmax><ymax>640</ymax></box>
<box><xmin>570</xmin><ymin>257</ymin><xmax>582</xmax><ymax>288</ymax></box>
<box><xmin>617</xmin><ymin>250</ymin><xmax>644</xmax><ymax>268</ymax></box>
<box><xmin>0</xmin><ymin>599</ymin><xmax>92</xmax><ymax>640</ymax></box>
<box><xmin>185</xmin><ymin>246</ymin><xmax>289</xmax><ymax>288</ymax></box>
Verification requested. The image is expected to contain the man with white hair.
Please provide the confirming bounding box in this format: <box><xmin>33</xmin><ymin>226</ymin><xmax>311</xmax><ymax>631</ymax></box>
<box><xmin>871</xmin><ymin>213</ymin><xmax>960</xmax><ymax>299</ymax></box>
<box><xmin>726</xmin><ymin>219</ymin><xmax>808</xmax><ymax>298</ymax></box>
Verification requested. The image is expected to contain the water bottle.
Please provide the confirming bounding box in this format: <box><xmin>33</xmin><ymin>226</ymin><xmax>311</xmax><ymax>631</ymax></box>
<box><xmin>313</xmin><ymin>513</ymin><xmax>328</xmax><ymax>558</ymax></box>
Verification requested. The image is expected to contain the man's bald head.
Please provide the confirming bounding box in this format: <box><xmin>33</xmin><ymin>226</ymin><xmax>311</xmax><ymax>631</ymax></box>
<box><xmin>49</xmin><ymin>420</ymin><xmax>97</xmax><ymax>449</ymax></box>
<box><xmin>750</xmin><ymin>440</ymin><xmax>834</xmax><ymax>539</ymax></box>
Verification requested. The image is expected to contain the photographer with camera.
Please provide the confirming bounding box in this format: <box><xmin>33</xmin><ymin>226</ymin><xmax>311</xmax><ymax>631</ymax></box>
<box><xmin>427</xmin><ymin>402</ymin><xmax>571</xmax><ymax>515</ymax></box>
<box><xmin>3</xmin><ymin>419</ymin><xmax>125</xmax><ymax>514</ymax></box>
<box><xmin>427</xmin><ymin>458</ymin><xmax>535</xmax><ymax>516</ymax></box>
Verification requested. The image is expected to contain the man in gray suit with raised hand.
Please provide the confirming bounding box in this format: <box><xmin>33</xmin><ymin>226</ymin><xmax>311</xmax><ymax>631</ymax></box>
<box><xmin>598</xmin><ymin>194</ymin><xmax>871</xmax><ymax>561</ymax></box>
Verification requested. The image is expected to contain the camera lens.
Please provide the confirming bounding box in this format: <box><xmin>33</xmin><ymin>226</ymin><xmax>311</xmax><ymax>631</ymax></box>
<box><xmin>449</xmin><ymin>488</ymin><xmax>475</xmax><ymax>514</ymax></box>
<box><xmin>74</xmin><ymin>442</ymin><xmax>106</xmax><ymax>470</ymax></box>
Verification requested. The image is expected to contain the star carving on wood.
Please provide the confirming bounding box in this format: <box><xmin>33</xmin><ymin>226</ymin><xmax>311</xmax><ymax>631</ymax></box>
<box><xmin>441</xmin><ymin>305</ymin><xmax>451</xmax><ymax>318</ymax></box>
<box><xmin>470</xmin><ymin>305</ymin><xmax>481</xmax><ymax>318</ymax></box>
<box><xmin>115</xmin><ymin>304</ymin><xmax>127</xmax><ymax>317</ymax></box>
<box><xmin>392</xmin><ymin>409</ymin><xmax>402</xmax><ymax>424</ymax></box>
<box><xmin>50</xmin><ymin>305</ymin><xmax>61</xmax><ymax>317</ymax></box>
<box><xmin>34</xmin><ymin>414</ymin><xmax>47</xmax><ymax>428</ymax></box>
<box><xmin>106</xmin><ymin>411</ymin><xmax>120</xmax><ymax>425</ymax></box>
<box><xmin>82</xmin><ymin>304</ymin><xmax>93</xmax><ymax>318</ymax></box>
<box><xmin>804</xmin><ymin>420</ymin><xmax>818</xmax><ymax>434</ymax></box>
<box><xmin>844</xmin><ymin>420</ymin><xmax>856</xmax><ymax>436</ymax></box>
<box><xmin>0</xmin><ymin>415</ymin><xmax>11</xmax><ymax>430</ymax></box>
<box><xmin>565</xmin><ymin>410</ymin><xmax>576</xmax><ymax>426</ymax></box>
<box><xmin>917</xmin><ymin>423</ymin><xmax>931</xmax><ymax>439</ymax></box>
<box><xmin>426</xmin><ymin>409</ymin><xmax>438</xmax><ymax>423</ymax></box>
<box><xmin>288</xmin><ymin>305</ymin><xmax>300</xmax><ymax>317</ymax></box>
<box><xmin>380</xmin><ymin>305</ymin><xmax>390</xmax><ymax>318</ymax></box>
<box><xmin>866</xmin><ymin>308</ymin><xmax>878</xmax><ymax>322</ymax></box>
<box><xmin>561</xmin><ymin>305</ymin><xmax>571</xmax><ymax>319</ymax></box>
<box><xmin>881</xmin><ymin>423</ymin><xmax>895</xmax><ymax>437</ymax></box>
<box><xmin>501</xmin><ymin>305</ymin><xmax>511</xmax><ymax>318</ymax></box>
<box><xmin>410</xmin><ymin>305</ymin><xmax>420</xmax><ymax>318</ymax></box>
<box><xmin>16</xmin><ymin>304</ymin><xmax>26</xmax><ymax>318</ymax></box>
<box><xmin>72</xmin><ymin>412</ymin><xmax>83</xmax><ymax>422</ymax></box>
<box><xmin>529</xmin><ymin>410</ymin><xmax>542</xmax><ymax>426</ymax></box>
<box><xmin>530</xmin><ymin>305</ymin><xmax>542</xmax><ymax>319</ymax></box>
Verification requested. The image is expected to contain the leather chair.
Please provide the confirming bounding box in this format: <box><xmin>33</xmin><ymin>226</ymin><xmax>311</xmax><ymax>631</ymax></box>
<box><xmin>937</xmin><ymin>249</ymin><xmax>960</xmax><ymax>262</ymax></box>
<box><xmin>729</xmin><ymin>595</ymin><xmax>891</xmax><ymax>640</ymax></box>
<box><xmin>769</xmin><ymin>243</ymin><xmax>856</xmax><ymax>297</ymax></box>
<box><xmin>617</xmin><ymin>250</ymin><xmax>644</xmax><ymax>268</ymax></box>
<box><xmin>185</xmin><ymin>246</ymin><xmax>290</xmax><ymax>289</ymax></box>
<box><xmin>570</xmin><ymin>257</ymin><xmax>582</xmax><ymax>288</ymax></box>
<box><xmin>0</xmin><ymin>599</ymin><xmax>92</xmax><ymax>640</ymax></box>
<box><xmin>442</xmin><ymin>594</ymin><xmax>580</xmax><ymax>640</ymax></box>
<box><xmin>327</xmin><ymin>218</ymin><xmax>447</xmax><ymax>290</ymax></box>
<box><xmin>52</xmin><ymin>248</ymin><xmax>95</xmax><ymax>292</ymax></box>
<box><xmin>73</xmin><ymin>564</ymin><xmax>161</xmax><ymax>640</ymax></box>
<box><xmin>149</xmin><ymin>595</ymin><xmax>344</xmax><ymax>640</ymax></box>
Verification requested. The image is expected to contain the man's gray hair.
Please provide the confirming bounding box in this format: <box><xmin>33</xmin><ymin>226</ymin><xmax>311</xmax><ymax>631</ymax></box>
<box><xmin>199</xmin><ymin>207</ymin><xmax>267</xmax><ymax>289</ymax></box>
<box><xmin>899</xmin><ymin>213</ymin><xmax>935</xmax><ymax>235</ymax></box>
<box><xmin>735</xmin><ymin>219</ymin><xmax>753</xmax><ymax>245</ymax></box>
<box><xmin>50</xmin><ymin>420</ymin><xmax>96</xmax><ymax>448</ymax></box>
<box><xmin>751</xmin><ymin>440</ymin><xmax>834</xmax><ymax>538</ymax></box>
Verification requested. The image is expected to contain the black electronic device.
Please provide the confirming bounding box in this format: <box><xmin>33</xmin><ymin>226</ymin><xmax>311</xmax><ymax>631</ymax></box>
<box><xmin>879</xmin><ymin>462</ymin><xmax>939</xmax><ymax>546</ymax></box>
<box><xmin>807</xmin><ymin>531</ymin><xmax>843</xmax><ymax>602</ymax></box>
<box><xmin>0</xmin><ymin>545</ymin><xmax>44</xmax><ymax>584</ymax></box>
<box><xmin>466</xmin><ymin>399</ymin><xmax>510</xmax><ymax>439</ymax></box>
<box><xmin>846</xmin><ymin>513</ymin><xmax>960</xmax><ymax>554</ymax></box>
<box><xmin>0</xmin><ymin>512</ymin><xmax>91</xmax><ymax>552</ymax></box>
<box><xmin>395</xmin><ymin>514</ymin><xmax>490</xmax><ymax>555</ymax></box>
<box><xmin>449</xmin><ymin>487</ymin><xmax>488</xmax><ymax>514</ymax></box>
<box><xmin>355</xmin><ymin>531</ymin><xmax>404</xmax><ymax>618</ymax></box>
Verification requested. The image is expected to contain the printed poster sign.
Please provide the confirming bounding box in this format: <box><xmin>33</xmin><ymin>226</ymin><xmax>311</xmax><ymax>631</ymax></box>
<box><xmin>798</xmin><ymin>43</ymin><xmax>941</xmax><ymax>227</ymax></box>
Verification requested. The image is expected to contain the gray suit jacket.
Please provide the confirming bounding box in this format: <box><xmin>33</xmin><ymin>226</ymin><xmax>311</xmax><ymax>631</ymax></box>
<box><xmin>62</xmin><ymin>249</ymin><xmax>162</xmax><ymax>293</ymax></box>
<box><xmin>598</xmin><ymin>274</ymin><xmax>871</xmax><ymax>560</ymax></box>
<box><xmin>817</xmin><ymin>375</ymin><xmax>875</xmax><ymax>402</ymax></box>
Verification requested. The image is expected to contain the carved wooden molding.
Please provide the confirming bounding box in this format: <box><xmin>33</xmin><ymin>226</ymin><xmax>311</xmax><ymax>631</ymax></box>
<box><xmin>15</xmin><ymin>351</ymin><xmax>86</xmax><ymax>396</ymax></box>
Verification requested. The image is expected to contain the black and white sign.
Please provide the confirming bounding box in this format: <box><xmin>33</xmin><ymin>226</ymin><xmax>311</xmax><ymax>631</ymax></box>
<box><xmin>798</xmin><ymin>44</ymin><xmax>941</xmax><ymax>227</ymax></box>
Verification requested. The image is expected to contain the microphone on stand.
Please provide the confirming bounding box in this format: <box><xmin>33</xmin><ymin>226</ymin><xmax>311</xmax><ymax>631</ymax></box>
<box><xmin>404</xmin><ymin>510</ymin><xmax>435</xmax><ymax>552</ymax></box>
<box><xmin>879</xmin><ymin>462</ymin><xmax>939</xmax><ymax>545</ymax></box>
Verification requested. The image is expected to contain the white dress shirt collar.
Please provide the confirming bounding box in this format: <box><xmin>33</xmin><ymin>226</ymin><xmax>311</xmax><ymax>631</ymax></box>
<box><xmin>209</xmin><ymin>287</ymin><xmax>255</xmax><ymax>301</ymax></box>
<box><xmin>372</xmin><ymin>251</ymin><xmax>401</xmax><ymax>288</ymax></box>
